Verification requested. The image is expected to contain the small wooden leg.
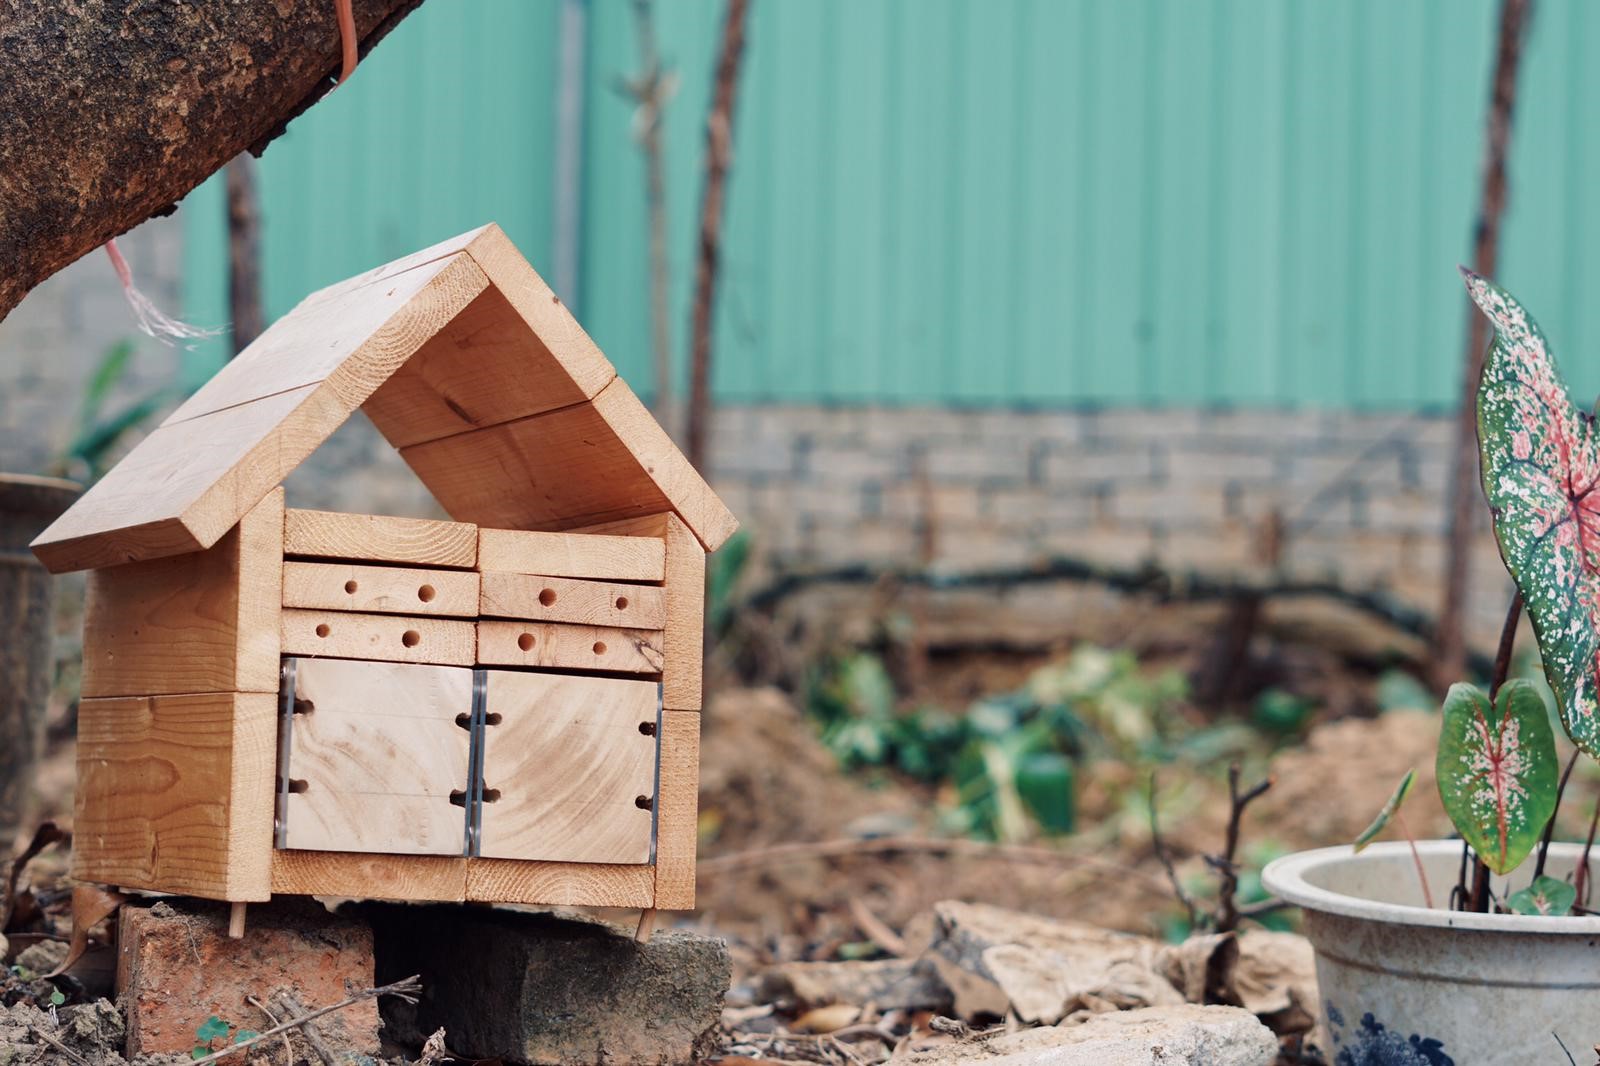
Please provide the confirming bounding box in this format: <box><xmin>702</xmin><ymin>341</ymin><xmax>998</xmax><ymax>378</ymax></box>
<box><xmin>228</xmin><ymin>901</ymin><xmax>247</xmax><ymax>939</ymax></box>
<box><xmin>634</xmin><ymin>908</ymin><xmax>657</xmax><ymax>944</ymax></box>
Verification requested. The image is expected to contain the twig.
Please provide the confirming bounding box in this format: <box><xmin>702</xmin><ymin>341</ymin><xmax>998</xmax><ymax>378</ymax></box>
<box><xmin>245</xmin><ymin>995</ymin><xmax>295</xmax><ymax>1066</ymax></box>
<box><xmin>1215</xmin><ymin>764</ymin><xmax>1273</xmax><ymax>934</ymax></box>
<box><xmin>1576</xmin><ymin>795</ymin><xmax>1599</xmax><ymax>909</ymax></box>
<box><xmin>1148</xmin><ymin>773</ymin><xmax>1201</xmax><ymax>931</ymax></box>
<box><xmin>27</xmin><ymin>1026</ymin><xmax>90</xmax><ymax>1066</ymax></box>
<box><xmin>1535</xmin><ymin>749</ymin><xmax>1581</xmax><ymax>879</ymax></box>
<box><xmin>847</xmin><ymin>897</ymin><xmax>907</xmax><ymax>957</ymax></box>
<box><xmin>190</xmin><ymin>976</ymin><xmax>421</xmax><ymax>1066</ymax></box>
<box><xmin>277</xmin><ymin>992</ymin><xmax>340</xmax><ymax>1066</ymax></box>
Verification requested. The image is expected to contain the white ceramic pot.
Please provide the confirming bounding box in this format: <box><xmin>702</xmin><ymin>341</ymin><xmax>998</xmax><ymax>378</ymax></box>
<box><xmin>1263</xmin><ymin>841</ymin><xmax>1600</xmax><ymax>1065</ymax></box>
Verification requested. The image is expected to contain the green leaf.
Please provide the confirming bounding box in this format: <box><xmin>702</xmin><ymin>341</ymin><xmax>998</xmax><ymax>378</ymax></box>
<box><xmin>1014</xmin><ymin>750</ymin><xmax>1075</xmax><ymax>834</ymax></box>
<box><xmin>1507</xmin><ymin>874</ymin><xmax>1577</xmax><ymax>916</ymax></box>
<box><xmin>1467</xmin><ymin>272</ymin><xmax>1600</xmax><ymax>756</ymax></box>
<box><xmin>232</xmin><ymin>1030</ymin><xmax>260</xmax><ymax>1045</ymax></box>
<box><xmin>195</xmin><ymin>1016</ymin><xmax>231</xmax><ymax>1043</ymax></box>
<box><xmin>1436</xmin><ymin>681</ymin><xmax>1559</xmax><ymax>875</ymax></box>
<box><xmin>1354</xmin><ymin>768</ymin><xmax>1416</xmax><ymax>852</ymax></box>
<box><xmin>48</xmin><ymin>989</ymin><xmax>66</xmax><ymax>1007</ymax></box>
<box><xmin>192</xmin><ymin>1048</ymin><xmax>209</xmax><ymax>1060</ymax></box>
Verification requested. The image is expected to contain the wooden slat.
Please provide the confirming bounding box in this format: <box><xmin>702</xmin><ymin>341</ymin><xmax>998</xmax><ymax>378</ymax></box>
<box><xmin>653</xmin><ymin>710</ymin><xmax>701</xmax><ymax>911</ymax></box>
<box><xmin>477</xmin><ymin>672</ymin><xmax>656</xmax><ymax>864</ymax></box>
<box><xmin>465</xmin><ymin>859</ymin><xmax>655</xmax><ymax>907</ymax></box>
<box><xmin>282</xmin><ymin>561</ymin><xmax>479</xmax><ymax>617</ymax></box>
<box><xmin>74</xmin><ymin>692</ymin><xmax>275</xmax><ymax>902</ymax></box>
<box><xmin>81</xmin><ymin>489</ymin><xmax>283</xmax><ymax>699</ymax></box>
<box><xmin>580</xmin><ymin>513</ymin><xmax>704</xmax><ymax>710</ymax></box>
<box><xmin>479</xmin><ymin>573</ymin><xmax>666</xmax><ymax>629</ymax></box>
<box><xmin>476</xmin><ymin>528</ymin><xmax>664</xmax><ymax>581</ymax></box>
<box><xmin>477</xmin><ymin>621</ymin><xmax>664</xmax><ymax>674</ymax></box>
<box><xmin>270</xmin><ymin>851</ymin><xmax>467</xmax><ymax>902</ymax></box>
<box><xmin>285</xmin><ymin>509</ymin><xmax>478</xmax><ymax>568</ymax></box>
<box><xmin>281</xmin><ymin>609</ymin><xmax>476</xmax><ymax>666</ymax></box>
<box><xmin>282</xmin><ymin>659</ymin><xmax>471</xmax><ymax>856</ymax></box>
<box><xmin>401</xmin><ymin>376</ymin><xmax>738</xmax><ymax>552</ymax></box>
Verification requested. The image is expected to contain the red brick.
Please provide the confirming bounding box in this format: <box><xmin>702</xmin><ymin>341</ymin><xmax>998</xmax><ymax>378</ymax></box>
<box><xmin>117</xmin><ymin>899</ymin><xmax>378</xmax><ymax>1058</ymax></box>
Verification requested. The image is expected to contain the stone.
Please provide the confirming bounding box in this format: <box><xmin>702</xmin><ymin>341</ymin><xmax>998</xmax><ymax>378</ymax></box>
<box><xmin>756</xmin><ymin>958</ymin><xmax>952</xmax><ymax>1013</ymax></box>
<box><xmin>902</xmin><ymin>1004</ymin><xmax>1279</xmax><ymax>1066</ymax></box>
<box><xmin>14</xmin><ymin>940</ymin><xmax>67</xmax><ymax>977</ymax></box>
<box><xmin>370</xmin><ymin>905</ymin><xmax>731</xmax><ymax>1065</ymax></box>
<box><xmin>117</xmin><ymin>899</ymin><xmax>378</xmax><ymax>1059</ymax></box>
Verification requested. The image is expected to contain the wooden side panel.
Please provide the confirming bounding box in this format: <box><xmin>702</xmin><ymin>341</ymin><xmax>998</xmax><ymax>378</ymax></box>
<box><xmin>476</xmin><ymin>528</ymin><xmax>664</xmax><ymax>581</ymax></box>
<box><xmin>285</xmin><ymin>509</ymin><xmax>478</xmax><ymax>568</ymax></box>
<box><xmin>653</xmin><ymin>710</ymin><xmax>701</xmax><ymax>910</ymax></box>
<box><xmin>465</xmin><ymin>859</ymin><xmax>655</xmax><ymax>907</ymax></box>
<box><xmin>271</xmin><ymin>851</ymin><xmax>468</xmax><ymax>902</ymax></box>
<box><xmin>477</xmin><ymin>672</ymin><xmax>656</xmax><ymax>864</ymax></box>
<box><xmin>400</xmin><ymin>377</ymin><xmax>737</xmax><ymax>552</ymax></box>
<box><xmin>75</xmin><ymin>692</ymin><xmax>275</xmax><ymax>901</ymax></box>
<box><xmin>281</xmin><ymin>609</ymin><xmax>476</xmax><ymax>666</ymax></box>
<box><xmin>81</xmin><ymin>489</ymin><xmax>283</xmax><ymax>699</ymax></box>
<box><xmin>476</xmin><ymin>621</ymin><xmax>664</xmax><ymax>674</ymax></box>
<box><xmin>580</xmin><ymin>514</ymin><xmax>704</xmax><ymax>710</ymax></box>
<box><xmin>479</xmin><ymin>572</ymin><xmax>666</xmax><ymax>629</ymax></box>
<box><xmin>282</xmin><ymin>659</ymin><xmax>471</xmax><ymax>855</ymax></box>
<box><xmin>282</xmin><ymin>561</ymin><xmax>479</xmax><ymax>617</ymax></box>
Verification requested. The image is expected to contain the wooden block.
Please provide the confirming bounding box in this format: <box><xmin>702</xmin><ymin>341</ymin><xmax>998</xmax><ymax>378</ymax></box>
<box><xmin>281</xmin><ymin>609</ymin><xmax>476</xmax><ymax>666</ymax></box>
<box><xmin>653</xmin><ymin>710</ymin><xmax>701</xmax><ymax>911</ymax></box>
<box><xmin>285</xmin><ymin>509</ymin><xmax>478</xmax><ymax>568</ymax></box>
<box><xmin>477</xmin><ymin>528</ymin><xmax>664</xmax><ymax>581</ymax></box>
<box><xmin>477</xmin><ymin>672</ymin><xmax>657</xmax><ymax>864</ymax></box>
<box><xmin>580</xmin><ymin>514</ymin><xmax>704</xmax><ymax>710</ymax></box>
<box><xmin>282</xmin><ymin>659</ymin><xmax>471</xmax><ymax>855</ymax></box>
<box><xmin>81</xmin><ymin>489</ymin><xmax>283</xmax><ymax>699</ymax></box>
<box><xmin>465</xmin><ymin>859</ymin><xmax>655</xmax><ymax>908</ymax></box>
<box><xmin>271</xmin><ymin>851</ymin><xmax>468</xmax><ymax>902</ymax></box>
<box><xmin>479</xmin><ymin>573</ymin><xmax>666</xmax><ymax>629</ymax></box>
<box><xmin>401</xmin><ymin>376</ymin><xmax>737</xmax><ymax>552</ymax></box>
<box><xmin>283</xmin><ymin>561</ymin><xmax>479</xmax><ymax>617</ymax></box>
<box><xmin>74</xmin><ymin>692</ymin><xmax>275</xmax><ymax>902</ymax></box>
<box><xmin>477</xmin><ymin>620</ymin><xmax>664</xmax><ymax>674</ymax></box>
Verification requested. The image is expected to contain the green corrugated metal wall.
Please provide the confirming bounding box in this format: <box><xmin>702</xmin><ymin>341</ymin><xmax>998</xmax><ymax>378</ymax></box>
<box><xmin>183</xmin><ymin>0</ymin><xmax>1600</xmax><ymax>410</ymax></box>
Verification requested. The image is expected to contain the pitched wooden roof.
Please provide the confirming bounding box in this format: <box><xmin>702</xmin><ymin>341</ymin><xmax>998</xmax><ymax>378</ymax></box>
<box><xmin>32</xmin><ymin>224</ymin><xmax>737</xmax><ymax>573</ymax></box>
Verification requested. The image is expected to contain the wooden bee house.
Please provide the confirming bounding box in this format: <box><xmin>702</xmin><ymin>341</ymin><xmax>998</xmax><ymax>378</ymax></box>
<box><xmin>30</xmin><ymin>225</ymin><xmax>737</xmax><ymax>925</ymax></box>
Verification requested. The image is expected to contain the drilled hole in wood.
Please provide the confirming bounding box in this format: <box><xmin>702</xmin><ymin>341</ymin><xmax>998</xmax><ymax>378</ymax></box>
<box><xmin>592</xmin><ymin>641</ymin><xmax>607</xmax><ymax>656</ymax></box>
<box><xmin>539</xmin><ymin>588</ymin><xmax>557</xmax><ymax>607</ymax></box>
<box><xmin>418</xmin><ymin>584</ymin><xmax>436</xmax><ymax>603</ymax></box>
<box><xmin>485</xmin><ymin>712</ymin><xmax>502</xmax><ymax>726</ymax></box>
<box><xmin>401</xmin><ymin>630</ymin><xmax>421</xmax><ymax>648</ymax></box>
<box><xmin>287</xmin><ymin>779</ymin><xmax>309</xmax><ymax>794</ymax></box>
<box><xmin>639</xmin><ymin>721</ymin><xmax>656</xmax><ymax>736</ymax></box>
<box><xmin>482</xmin><ymin>788</ymin><xmax>502</xmax><ymax>803</ymax></box>
<box><xmin>315</xmin><ymin>623</ymin><xmax>331</xmax><ymax>638</ymax></box>
<box><xmin>635</xmin><ymin>795</ymin><xmax>652</xmax><ymax>810</ymax></box>
<box><xmin>615</xmin><ymin>596</ymin><xmax>629</xmax><ymax>610</ymax></box>
<box><xmin>517</xmin><ymin>632</ymin><xmax>535</xmax><ymax>652</ymax></box>
<box><xmin>449</xmin><ymin>790</ymin><xmax>466</xmax><ymax>808</ymax></box>
<box><xmin>293</xmin><ymin>697</ymin><xmax>315</xmax><ymax>715</ymax></box>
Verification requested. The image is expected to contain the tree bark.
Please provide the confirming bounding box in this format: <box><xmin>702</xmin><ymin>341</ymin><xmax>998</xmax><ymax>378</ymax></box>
<box><xmin>225</xmin><ymin>155</ymin><xmax>265</xmax><ymax>357</ymax></box>
<box><xmin>0</xmin><ymin>0</ymin><xmax>427</xmax><ymax>325</ymax></box>
<box><xmin>1433</xmin><ymin>0</ymin><xmax>1532</xmax><ymax>689</ymax></box>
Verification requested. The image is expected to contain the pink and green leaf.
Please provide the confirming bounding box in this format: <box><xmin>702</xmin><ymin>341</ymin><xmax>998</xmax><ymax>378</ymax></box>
<box><xmin>1436</xmin><ymin>681</ymin><xmax>1558</xmax><ymax>876</ymax></box>
<box><xmin>1467</xmin><ymin>271</ymin><xmax>1600</xmax><ymax>756</ymax></box>
<box><xmin>1506</xmin><ymin>874</ymin><xmax>1576</xmax><ymax>917</ymax></box>
<box><xmin>1353</xmin><ymin>768</ymin><xmax>1416</xmax><ymax>853</ymax></box>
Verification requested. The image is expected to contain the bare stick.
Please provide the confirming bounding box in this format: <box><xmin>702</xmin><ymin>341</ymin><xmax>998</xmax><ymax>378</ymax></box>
<box><xmin>1574</xmin><ymin>796</ymin><xmax>1599</xmax><ymax>909</ymax></box>
<box><xmin>847</xmin><ymin>896</ymin><xmax>908</xmax><ymax>957</ymax></box>
<box><xmin>1535</xmin><ymin>749</ymin><xmax>1580</xmax><ymax>879</ymax></box>
<box><xmin>1215</xmin><ymin>764</ymin><xmax>1273</xmax><ymax>934</ymax></box>
<box><xmin>1395</xmin><ymin>809</ymin><xmax>1436</xmax><ymax>909</ymax></box>
<box><xmin>190</xmin><ymin>976</ymin><xmax>421</xmax><ymax>1066</ymax></box>
<box><xmin>1148</xmin><ymin>773</ymin><xmax>1201</xmax><ymax>930</ymax></box>
<box><xmin>27</xmin><ymin>1027</ymin><xmax>89</xmax><ymax>1066</ymax></box>
<box><xmin>246</xmin><ymin>994</ymin><xmax>296</xmax><ymax>1066</ymax></box>
<box><xmin>277</xmin><ymin>992</ymin><xmax>340</xmax><ymax>1066</ymax></box>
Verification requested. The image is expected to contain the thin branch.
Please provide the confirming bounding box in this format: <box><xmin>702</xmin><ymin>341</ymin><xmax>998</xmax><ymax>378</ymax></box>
<box><xmin>1148</xmin><ymin>773</ymin><xmax>1201</xmax><ymax>931</ymax></box>
<box><xmin>246</xmin><ymin>995</ymin><xmax>296</xmax><ymax>1066</ymax></box>
<box><xmin>1575</xmin><ymin>795</ymin><xmax>1599</xmax><ymax>909</ymax></box>
<box><xmin>1534</xmin><ymin>748</ymin><xmax>1580</xmax><ymax>879</ymax></box>
<box><xmin>190</xmin><ymin>976</ymin><xmax>422</xmax><ymax>1066</ymax></box>
<box><xmin>1215</xmin><ymin>764</ymin><xmax>1273</xmax><ymax>934</ymax></box>
<box><xmin>1487</xmin><ymin>590</ymin><xmax>1523</xmax><ymax>703</ymax></box>
<box><xmin>27</xmin><ymin>1027</ymin><xmax>89</xmax><ymax>1066</ymax></box>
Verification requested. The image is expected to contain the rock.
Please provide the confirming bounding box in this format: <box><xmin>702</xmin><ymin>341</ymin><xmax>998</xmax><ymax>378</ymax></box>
<box><xmin>756</xmin><ymin>957</ymin><xmax>952</xmax><ymax>1013</ymax></box>
<box><xmin>1230</xmin><ymin>931</ymin><xmax>1318</xmax><ymax>1036</ymax></box>
<box><xmin>371</xmin><ymin>905</ymin><xmax>731</xmax><ymax>1065</ymax></box>
<box><xmin>903</xmin><ymin>1004</ymin><xmax>1279</xmax><ymax>1066</ymax></box>
<box><xmin>14</xmin><ymin>940</ymin><xmax>66</xmax><ymax>977</ymax></box>
<box><xmin>118</xmin><ymin>899</ymin><xmax>378</xmax><ymax>1059</ymax></box>
<box><xmin>0</xmin><ymin>999</ymin><xmax>129</xmax><ymax>1066</ymax></box>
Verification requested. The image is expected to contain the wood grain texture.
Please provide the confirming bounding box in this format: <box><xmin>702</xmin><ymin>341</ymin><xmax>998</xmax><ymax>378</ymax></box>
<box><xmin>281</xmin><ymin>609</ymin><xmax>476</xmax><ymax>666</ymax></box>
<box><xmin>282</xmin><ymin>561</ymin><xmax>479</xmax><ymax>617</ymax></box>
<box><xmin>283</xmin><ymin>659</ymin><xmax>471</xmax><ymax>855</ymax></box>
<box><xmin>479</xmin><ymin>573</ymin><xmax>665</xmax><ymax>629</ymax></box>
<box><xmin>478</xmin><ymin>672</ymin><xmax>657</xmax><ymax>863</ymax></box>
<box><xmin>400</xmin><ymin>376</ymin><xmax>737</xmax><ymax>552</ymax></box>
<box><xmin>653</xmin><ymin>710</ymin><xmax>701</xmax><ymax>910</ymax></box>
<box><xmin>465</xmin><ymin>859</ymin><xmax>655</xmax><ymax>907</ymax></box>
<box><xmin>271</xmin><ymin>851</ymin><xmax>467</xmax><ymax>902</ymax></box>
<box><xmin>580</xmin><ymin>513</ymin><xmax>705</xmax><ymax>710</ymax></box>
<box><xmin>477</xmin><ymin>620</ymin><xmax>664</xmax><ymax>674</ymax></box>
<box><xmin>476</xmin><ymin>528</ymin><xmax>664</xmax><ymax>581</ymax></box>
<box><xmin>81</xmin><ymin>489</ymin><xmax>283</xmax><ymax>699</ymax></box>
<box><xmin>284</xmin><ymin>509</ymin><xmax>478</xmax><ymax>568</ymax></box>
<box><xmin>74</xmin><ymin>692</ymin><xmax>276</xmax><ymax>902</ymax></box>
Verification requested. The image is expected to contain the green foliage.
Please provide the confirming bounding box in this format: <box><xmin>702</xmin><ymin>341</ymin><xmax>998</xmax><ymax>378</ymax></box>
<box><xmin>1250</xmin><ymin>688</ymin><xmax>1316</xmax><ymax>735</ymax></box>
<box><xmin>56</xmin><ymin>339</ymin><xmax>182</xmax><ymax>484</ymax></box>
<box><xmin>1353</xmin><ymin>769</ymin><xmax>1416</xmax><ymax>853</ymax></box>
<box><xmin>705</xmin><ymin>528</ymin><xmax>751</xmax><ymax>637</ymax></box>
<box><xmin>192</xmin><ymin>1015</ymin><xmax>234</xmax><ymax>1059</ymax></box>
<box><xmin>48</xmin><ymin>989</ymin><xmax>65</xmax><ymax>1007</ymax></box>
<box><xmin>1506</xmin><ymin>874</ymin><xmax>1577</xmax><ymax>916</ymax></box>
<box><xmin>1436</xmin><ymin>681</ymin><xmax>1559</xmax><ymax>876</ymax></box>
<box><xmin>1376</xmin><ymin>669</ymin><xmax>1436</xmax><ymax>714</ymax></box>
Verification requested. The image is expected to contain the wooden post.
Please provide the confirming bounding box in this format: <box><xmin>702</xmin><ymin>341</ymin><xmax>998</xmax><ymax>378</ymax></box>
<box><xmin>228</xmin><ymin>901</ymin><xmax>247</xmax><ymax>939</ymax></box>
<box><xmin>634</xmin><ymin>908</ymin><xmax>657</xmax><ymax>943</ymax></box>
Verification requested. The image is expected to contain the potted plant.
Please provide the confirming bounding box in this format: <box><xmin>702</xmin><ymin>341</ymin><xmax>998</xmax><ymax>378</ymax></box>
<box><xmin>1263</xmin><ymin>273</ymin><xmax>1600</xmax><ymax>1065</ymax></box>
